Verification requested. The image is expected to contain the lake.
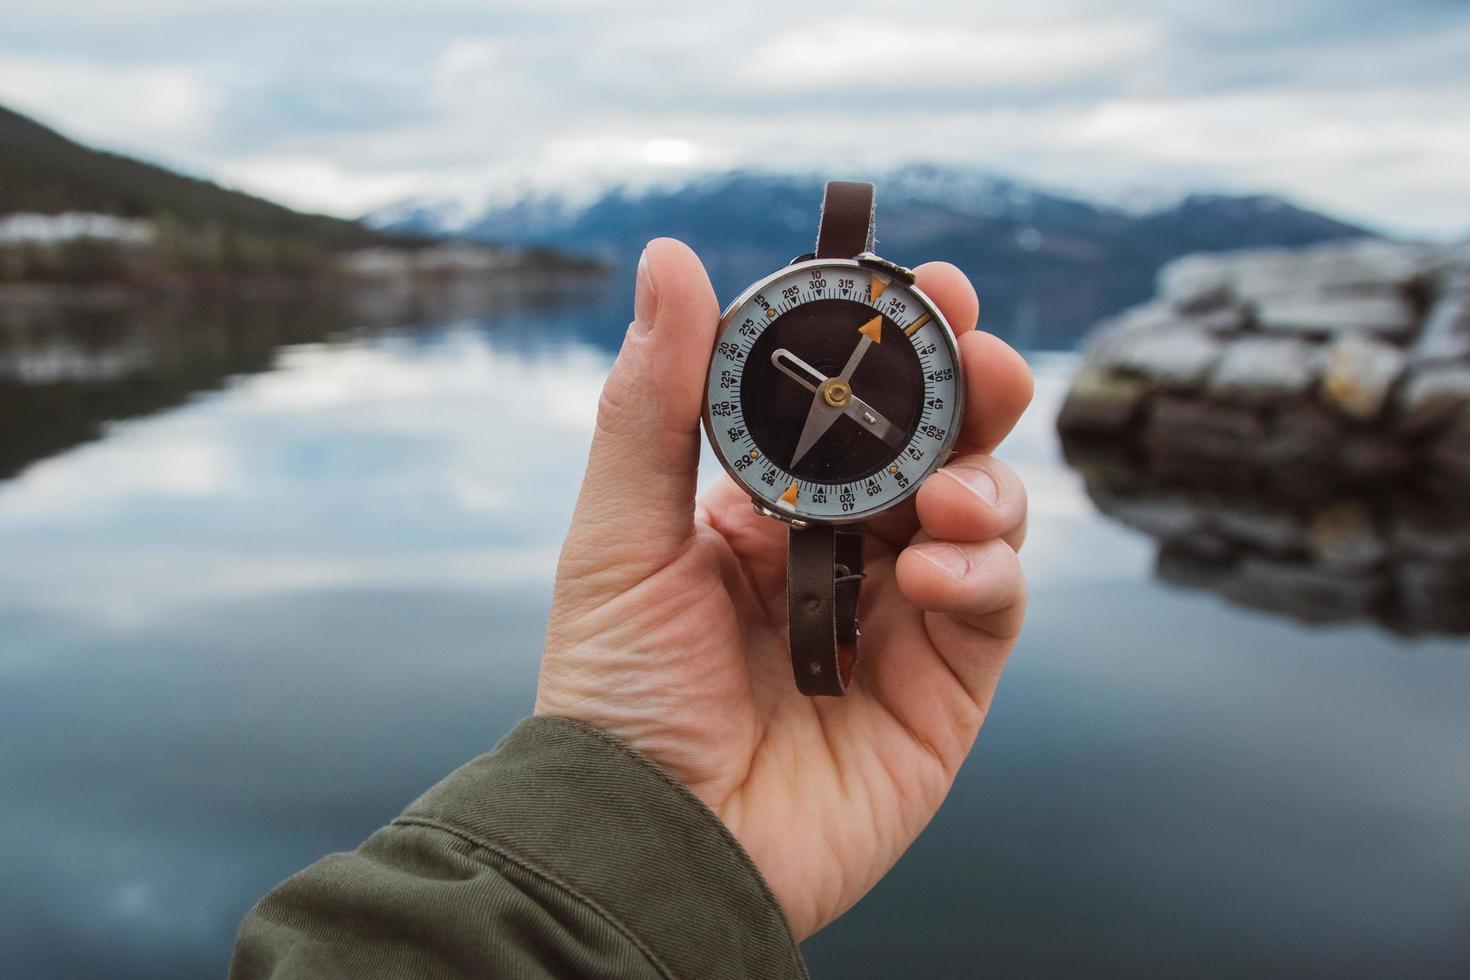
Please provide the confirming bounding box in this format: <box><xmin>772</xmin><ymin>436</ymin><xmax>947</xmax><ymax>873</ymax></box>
<box><xmin>1</xmin><ymin>286</ymin><xmax>1467</xmax><ymax>978</ymax></box>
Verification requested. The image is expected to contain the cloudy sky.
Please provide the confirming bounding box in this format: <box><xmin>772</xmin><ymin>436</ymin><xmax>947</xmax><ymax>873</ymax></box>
<box><xmin>1</xmin><ymin>0</ymin><xmax>1467</xmax><ymax>236</ymax></box>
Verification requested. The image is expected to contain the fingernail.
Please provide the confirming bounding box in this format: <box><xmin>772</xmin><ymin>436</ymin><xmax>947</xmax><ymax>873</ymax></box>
<box><xmin>915</xmin><ymin>542</ymin><xmax>971</xmax><ymax>580</ymax></box>
<box><xmin>632</xmin><ymin>245</ymin><xmax>658</xmax><ymax>334</ymax></box>
<box><xmin>941</xmin><ymin>464</ymin><xmax>999</xmax><ymax>507</ymax></box>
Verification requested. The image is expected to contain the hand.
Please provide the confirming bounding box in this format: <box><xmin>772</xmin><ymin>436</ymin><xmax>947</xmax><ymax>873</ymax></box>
<box><xmin>535</xmin><ymin>238</ymin><xmax>1033</xmax><ymax>940</ymax></box>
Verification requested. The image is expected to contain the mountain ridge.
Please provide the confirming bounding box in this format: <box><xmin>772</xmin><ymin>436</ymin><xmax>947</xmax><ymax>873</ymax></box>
<box><xmin>368</xmin><ymin>165</ymin><xmax>1373</xmax><ymax>347</ymax></box>
<box><xmin>0</xmin><ymin>102</ymin><xmax>387</xmax><ymax>253</ymax></box>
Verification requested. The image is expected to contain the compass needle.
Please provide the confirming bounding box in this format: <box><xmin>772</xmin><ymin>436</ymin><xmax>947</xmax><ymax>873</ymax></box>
<box><xmin>789</xmin><ymin>392</ymin><xmax>841</xmax><ymax>469</ymax></box>
<box><xmin>771</xmin><ymin>348</ymin><xmax>825</xmax><ymax>393</ymax></box>
<box><xmin>788</xmin><ymin>314</ymin><xmax>886</xmax><ymax>468</ymax></box>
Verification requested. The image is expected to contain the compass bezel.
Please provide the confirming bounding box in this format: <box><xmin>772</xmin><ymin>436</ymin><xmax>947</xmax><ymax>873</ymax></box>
<box><xmin>700</xmin><ymin>257</ymin><xmax>965</xmax><ymax>527</ymax></box>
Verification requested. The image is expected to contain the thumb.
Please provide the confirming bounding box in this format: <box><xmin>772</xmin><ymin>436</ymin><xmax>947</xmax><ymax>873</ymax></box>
<box><xmin>560</xmin><ymin>237</ymin><xmax>719</xmax><ymax>587</ymax></box>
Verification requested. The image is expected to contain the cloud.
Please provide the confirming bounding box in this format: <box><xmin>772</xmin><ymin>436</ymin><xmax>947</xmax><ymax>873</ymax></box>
<box><xmin>0</xmin><ymin>55</ymin><xmax>217</xmax><ymax>161</ymax></box>
<box><xmin>0</xmin><ymin>328</ymin><xmax>608</xmax><ymax>623</ymax></box>
<box><xmin>1</xmin><ymin>2</ymin><xmax>1467</xmax><ymax>236</ymax></box>
<box><xmin>738</xmin><ymin>21</ymin><xmax>1162</xmax><ymax>94</ymax></box>
<box><xmin>211</xmin><ymin>154</ymin><xmax>430</xmax><ymax>216</ymax></box>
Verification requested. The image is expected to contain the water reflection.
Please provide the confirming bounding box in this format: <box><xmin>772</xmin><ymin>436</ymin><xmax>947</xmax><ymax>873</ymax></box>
<box><xmin>0</xmin><ymin>291</ymin><xmax>621</xmax><ymax>979</ymax></box>
<box><xmin>0</xmin><ymin>277</ymin><xmax>620</xmax><ymax>481</ymax></box>
<box><xmin>1062</xmin><ymin>434</ymin><xmax>1470</xmax><ymax>635</ymax></box>
<box><xmin>2</xmin><ymin>304</ymin><xmax>1469</xmax><ymax>979</ymax></box>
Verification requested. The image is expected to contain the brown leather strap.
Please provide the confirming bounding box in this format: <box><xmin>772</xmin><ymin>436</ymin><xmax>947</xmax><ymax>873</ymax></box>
<box><xmin>815</xmin><ymin>180</ymin><xmax>875</xmax><ymax>259</ymax></box>
<box><xmin>785</xmin><ymin>180</ymin><xmax>878</xmax><ymax>697</ymax></box>
<box><xmin>788</xmin><ymin>524</ymin><xmax>865</xmax><ymax>696</ymax></box>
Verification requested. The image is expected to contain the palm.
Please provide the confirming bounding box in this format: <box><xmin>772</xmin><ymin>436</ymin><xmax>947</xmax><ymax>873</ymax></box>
<box><xmin>541</xmin><ymin>474</ymin><xmax>998</xmax><ymax>938</ymax></box>
<box><xmin>535</xmin><ymin>239</ymin><xmax>1030</xmax><ymax>942</ymax></box>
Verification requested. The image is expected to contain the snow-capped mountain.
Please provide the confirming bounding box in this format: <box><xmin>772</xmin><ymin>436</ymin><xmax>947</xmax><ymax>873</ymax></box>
<box><xmin>366</xmin><ymin>164</ymin><xmax>1372</xmax><ymax>347</ymax></box>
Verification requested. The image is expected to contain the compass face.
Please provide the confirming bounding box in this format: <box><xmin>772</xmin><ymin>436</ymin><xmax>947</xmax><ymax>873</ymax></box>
<box><xmin>703</xmin><ymin>258</ymin><xmax>964</xmax><ymax>524</ymax></box>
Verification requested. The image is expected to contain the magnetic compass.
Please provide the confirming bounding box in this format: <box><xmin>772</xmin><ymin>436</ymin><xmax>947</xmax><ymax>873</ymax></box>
<box><xmin>701</xmin><ymin>181</ymin><xmax>966</xmax><ymax>696</ymax></box>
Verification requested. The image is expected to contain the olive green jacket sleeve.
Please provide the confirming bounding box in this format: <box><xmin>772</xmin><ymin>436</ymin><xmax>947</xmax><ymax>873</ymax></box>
<box><xmin>230</xmin><ymin>716</ymin><xmax>808</xmax><ymax>980</ymax></box>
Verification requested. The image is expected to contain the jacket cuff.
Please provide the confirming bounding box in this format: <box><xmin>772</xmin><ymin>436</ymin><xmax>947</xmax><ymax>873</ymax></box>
<box><xmin>397</xmin><ymin>715</ymin><xmax>807</xmax><ymax>980</ymax></box>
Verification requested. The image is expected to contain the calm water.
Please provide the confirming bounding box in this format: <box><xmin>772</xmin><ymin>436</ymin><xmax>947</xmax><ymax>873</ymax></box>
<box><xmin>1</xmin><ymin>290</ymin><xmax>1467</xmax><ymax>979</ymax></box>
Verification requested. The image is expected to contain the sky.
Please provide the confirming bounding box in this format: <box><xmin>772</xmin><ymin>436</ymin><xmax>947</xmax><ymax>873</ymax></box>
<box><xmin>0</xmin><ymin>0</ymin><xmax>1467</xmax><ymax>237</ymax></box>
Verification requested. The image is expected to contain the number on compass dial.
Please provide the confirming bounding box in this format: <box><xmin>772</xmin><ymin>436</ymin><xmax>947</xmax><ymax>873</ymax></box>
<box><xmin>704</xmin><ymin>260</ymin><xmax>964</xmax><ymax>523</ymax></box>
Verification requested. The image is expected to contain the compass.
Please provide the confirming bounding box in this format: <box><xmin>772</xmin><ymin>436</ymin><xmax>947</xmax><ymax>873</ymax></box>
<box><xmin>701</xmin><ymin>181</ymin><xmax>966</xmax><ymax>696</ymax></box>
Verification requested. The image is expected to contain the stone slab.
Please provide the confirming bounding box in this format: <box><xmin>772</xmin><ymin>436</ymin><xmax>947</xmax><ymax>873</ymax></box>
<box><xmin>1208</xmin><ymin>336</ymin><xmax>1320</xmax><ymax>402</ymax></box>
<box><xmin>1432</xmin><ymin>411</ymin><xmax>1470</xmax><ymax>483</ymax></box>
<box><xmin>1158</xmin><ymin>254</ymin><xmax>1233</xmax><ymax>312</ymax></box>
<box><xmin>1253</xmin><ymin>291</ymin><xmax>1418</xmax><ymax>338</ymax></box>
<box><xmin>1111</xmin><ymin>327</ymin><xmax>1224</xmax><ymax>388</ymax></box>
<box><xmin>1261</xmin><ymin>403</ymin><xmax>1344</xmax><ymax>467</ymax></box>
<box><xmin>1410</xmin><ymin>289</ymin><xmax>1470</xmax><ymax>363</ymax></box>
<box><xmin>1398</xmin><ymin>364</ymin><xmax>1470</xmax><ymax>431</ymax></box>
<box><xmin>1056</xmin><ymin>368</ymin><xmax>1150</xmax><ymax>434</ymax></box>
<box><xmin>1144</xmin><ymin>396</ymin><xmax>1265</xmax><ymax>461</ymax></box>
<box><xmin>1233</xmin><ymin>240</ymin><xmax>1427</xmax><ymax>300</ymax></box>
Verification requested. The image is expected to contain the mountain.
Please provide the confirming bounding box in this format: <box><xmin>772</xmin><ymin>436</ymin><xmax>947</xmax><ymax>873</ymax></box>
<box><xmin>0</xmin><ymin>102</ymin><xmax>602</xmax><ymax>287</ymax></box>
<box><xmin>368</xmin><ymin>166</ymin><xmax>1373</xmax><ymax>347</ymax></box>
<box><xmin>0</xmin><ymin>102</ymin><xmax>385</xmax><ymax>258</ymax></box>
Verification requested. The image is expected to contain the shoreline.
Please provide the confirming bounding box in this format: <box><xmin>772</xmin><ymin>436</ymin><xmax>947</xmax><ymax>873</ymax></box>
<box><xmin>0</xmin><ymin>262</ymin><xmax>613</xmax><ymax>313</ymax></box>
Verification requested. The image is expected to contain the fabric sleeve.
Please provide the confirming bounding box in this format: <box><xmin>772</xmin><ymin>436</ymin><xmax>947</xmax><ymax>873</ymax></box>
<box><xmin>229</xmin><ymin>715</ymin><xmax>808</xmax><ymax>980</ymax></box>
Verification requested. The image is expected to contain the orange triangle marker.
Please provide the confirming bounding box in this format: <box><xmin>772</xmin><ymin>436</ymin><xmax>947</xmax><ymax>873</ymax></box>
<box><xmin>858</xmin><ymin>315</ymin><xmax>883</xmax><ymax>343</ymax></box>
<box><xmin>870</xmin><ymin>275</ymin><xmax>889</xmax><ymax>301</ymax></box>
<box><xmin>778</xmin><ymin>482</ymin><xmax>799</xmax><ymax>508</ymax></box>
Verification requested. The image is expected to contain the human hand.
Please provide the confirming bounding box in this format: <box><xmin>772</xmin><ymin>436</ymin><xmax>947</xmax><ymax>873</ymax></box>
<box><xmin>535</xmin><ymin>238</ymin><xmax>1033</xmax><ymax>940</ymax></box>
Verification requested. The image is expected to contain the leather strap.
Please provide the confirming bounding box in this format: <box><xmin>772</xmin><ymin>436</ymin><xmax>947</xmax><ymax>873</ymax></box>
<box><xmin>785</xmin><ymin>179</ymin><xmax>876</xmax><ymax>696</ymax></box>
<box><xmin>814</xmin><ymin>180</ymin><xmax>876</xmax><ymax>258</ymax></box>
<box><xmin>787</xmin><ymin>524</ymin><xmax>864</xmax><ymax>696</ymax></box>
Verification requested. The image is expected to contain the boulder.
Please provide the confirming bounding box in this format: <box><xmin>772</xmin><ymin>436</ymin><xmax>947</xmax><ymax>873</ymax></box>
<box><xmin>1233</xmin><ymin>239</ymin><xmax>1427</xmax><ymax>298</ymax></box>
<box><xmin>1208</xmin><ymin>336</ymin><xmax>1319</xmax><ymax>402</ymax></box>
<box><xmin>1260</xmin><ymin>402</ymin><xmax>1344</xmax><ymax>467</ymax></box>
<box><xmin>1084</xmin><ymin>302</ymin><xmax>1177</xmax><ymax>368</ymax></box>
<box><xmin>1110</xmin><ymin>326</ymin><xmax>1224</xmax><ymax>388</ymax></box>
<box><xmin>1056</xmin><ymin>368</ymin><xmax>1149</xmax><ymax>434</ymax></box>
<box><xmin>1158</xmin><ymin>254</ymin><xmax>1232</xmax><ymax>312</ymax></box>
<box><xmin>1433</xmin><ymin>410</ymin><xmax>1470</xmax><ymax>483</ymax></box>
<box><xmin>1253</xmin><ymin>291</ymin><xmax>1418</xmax><ymax>338</ymax></box>
<box><xmin>1410</xmin><ymin>288</ymin><xmax>1470</xmax><ymax>363</ymax></box>
<box><xmin>1193</xmin><ymin>304</ymin><xmax>1250</xmax><ymax>334</ymax></box>
<box><xmin>1145</xmin><ymin>396</ymin><xmax>1264</xmax><ymax>460</ymax></box>
<box><xmin>1058</xmin><ymin>239</ymin><xmax>1470</xmax><ymax>496</ymax></box>
<box><xmin>1336</xmin><ymin>436</ymin><xmax>1412</xmax><ymax>480</ymax></box>
<box><xmin>1319</xmin><ymin>336</ymin><xmax>1406</xmax><ymax>420</ymax></box>
<box><xmin>1398</xmin><ymin>363</ymin><xmax>1470</xmax><ymax>431</ymax></box>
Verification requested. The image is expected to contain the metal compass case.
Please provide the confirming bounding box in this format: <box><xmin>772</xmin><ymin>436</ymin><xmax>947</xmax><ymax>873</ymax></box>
<box><xmin>701</xmin><ymin>180</ymin><xmax>965</xmax><ymax>696</ymax></box>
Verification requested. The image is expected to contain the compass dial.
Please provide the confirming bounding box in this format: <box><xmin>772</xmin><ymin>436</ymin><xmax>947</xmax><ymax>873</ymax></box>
<box><xmin>703</xmin><ymin>258</ymin><xmax>964</xmax><ymax>524</ymax></box>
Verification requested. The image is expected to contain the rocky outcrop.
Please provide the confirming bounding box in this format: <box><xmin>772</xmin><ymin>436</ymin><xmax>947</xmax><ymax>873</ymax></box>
<box><xmin>1058</xmin><ymin>239</ymin><xmax>1470</xmax><ymax>490</ymax></box>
